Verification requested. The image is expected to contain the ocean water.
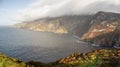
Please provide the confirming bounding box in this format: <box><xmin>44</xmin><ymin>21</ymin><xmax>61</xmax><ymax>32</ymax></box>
<box><xmin>0</xmin><ymin>27</ymin><xmax>102</xmax><ymax>62</ymax></box>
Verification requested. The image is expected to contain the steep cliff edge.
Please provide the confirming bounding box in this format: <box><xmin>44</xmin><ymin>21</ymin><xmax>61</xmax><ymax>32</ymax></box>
<box><xmin>14</xmin><ymin>15</ymin><xmax>93</xmax><ymax>36</ymax></box>
<box><xmin>15</xmin><ymin>11</ymin><xmax>120</xmax><ymax>47</ymax></box>
<box><xmin>81</xmin><ymin>11</ymin><xmax>120</xmax><ymax>47</ymax></box>
<box><xmin>81</xmin><ymin>11</ymin><xmax>120</xmax><ymax>39</ymax></box>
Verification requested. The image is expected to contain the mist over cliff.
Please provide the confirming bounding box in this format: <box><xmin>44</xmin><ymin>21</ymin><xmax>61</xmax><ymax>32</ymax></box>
<box><xmin>15</xmin><ymin>0</ymin><xmax>120</xmax><ymax>22</ymax></box>
<box><xmin>14</xmin><ymin>0</ymin><xmax>120</xmax><ymax>47</ymax></box>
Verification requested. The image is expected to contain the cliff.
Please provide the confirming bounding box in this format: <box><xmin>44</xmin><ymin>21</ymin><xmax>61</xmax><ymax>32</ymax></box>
<box><xmin>14</xmin><ymin>15</ymin><xmax>93</xmax><ymax>36</ymax></box>
<box><xmin>15</xmin><ymin>11</ymin><xmax>120</xmax><ymax>47</ymax></box>
<box><xmin>82</xmin><ymin>11</ymin><xmax>120</xmax><ymax>47</ymax></box>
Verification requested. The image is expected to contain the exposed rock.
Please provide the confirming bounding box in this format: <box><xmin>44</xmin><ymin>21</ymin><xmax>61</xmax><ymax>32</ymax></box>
<box><xmin>14</xmin><ymin>15</ymin><xmax>93</xmax><ymax>36</ymax></box>
<box><xmin>58</xmin><ymin>49</ymin><xmax>120</xmax><ymax>64</ymax></box>
<box><xmin>14</xmin><ymin>11</ymin><xmax>120</xmax><ymax>47</ymax></box>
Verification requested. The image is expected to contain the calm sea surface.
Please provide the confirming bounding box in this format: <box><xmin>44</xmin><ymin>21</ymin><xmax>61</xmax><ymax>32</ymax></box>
<box><xmin>0</xmin><ymin>26</ymin><xmax>102</xmax><ymax>62</ymax></box>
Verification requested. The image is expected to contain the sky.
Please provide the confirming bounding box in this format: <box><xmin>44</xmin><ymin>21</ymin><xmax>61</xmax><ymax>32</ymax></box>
<box><xmin>0</xmin><ymin>0</ymin><xmax>120</xmax><ymax>25</ymax></box>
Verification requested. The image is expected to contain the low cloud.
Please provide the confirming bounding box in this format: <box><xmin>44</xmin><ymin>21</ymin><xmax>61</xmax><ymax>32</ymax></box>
<box><xmin>15</xmin><ymin>0</ymin><xmax>120</xmax><ymax>22</ymax></box>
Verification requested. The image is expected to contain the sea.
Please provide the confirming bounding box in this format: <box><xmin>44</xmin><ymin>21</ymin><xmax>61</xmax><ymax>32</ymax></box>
<box><xmin>0</xmin><ymin>26</ymin><xmax>103</xmax><ymax>63</ymax></box>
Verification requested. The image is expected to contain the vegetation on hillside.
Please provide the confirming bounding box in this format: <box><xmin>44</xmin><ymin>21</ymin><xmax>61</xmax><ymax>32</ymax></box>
<box><xmin>1</xmin><ymin>49</ymin><xmax>120</xmax><ymax>67</ymax></box>
<box><xmin>27</xmin><ymin>49</ymin><xmax>120</xmax><ymax>67</ymax></box>
<box><xmin>0</xmin><ymin>53</ymin><xmax>29</xmax><ymax>67</ymax></box>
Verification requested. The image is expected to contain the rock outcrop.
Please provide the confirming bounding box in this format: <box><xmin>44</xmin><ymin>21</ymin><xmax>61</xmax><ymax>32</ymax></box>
<box><xmin>59</xmin><ymin>49</ymin><xmax>120</xmax><ymax>65</ymax></box>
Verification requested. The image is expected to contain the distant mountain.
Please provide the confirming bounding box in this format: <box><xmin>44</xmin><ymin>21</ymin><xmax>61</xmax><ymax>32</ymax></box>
<box><xmin>14</xmin><ymin>11</ymin><xmax>120</xmax><ymax>47</ymax></box>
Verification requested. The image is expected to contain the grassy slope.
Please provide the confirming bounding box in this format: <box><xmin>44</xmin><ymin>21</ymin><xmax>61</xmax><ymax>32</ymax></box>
<box><xmin>27</xmin><ymin>49</ymin><xmax>120</xmax><ymax>67</ymax></box>
<box><xmin>0</xmin><ymin>53</ymin><xmax>29</xmax><ymax>67</ymax></box>
<box><xmin>1</xmin><ymin>49</ymin><xmax>120</xmax><ymax>67</ymax></box>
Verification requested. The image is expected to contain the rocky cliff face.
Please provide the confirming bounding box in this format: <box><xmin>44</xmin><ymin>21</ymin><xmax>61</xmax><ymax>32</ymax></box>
<box><xmin>82</xmin><ymin>11</ymin><xmax>120</xmax><ymax>39</ymax></box>
<box><xmin>82</xmin><ymin>11</ymin><xmax>120</xmax><ymax>47</ymax></box>
<box><xmin>14</xmin><ymin>15</ymin><xmax>93</xmax><ymax>36</ymax></box>
<box><xmin>84</xmin><ymin>30</ymin><xmax>120</xmax><ymax>47</ymax></box>
<box><xmin>15</xmin><ymin>11</ymin><xmax>120</xmax><ymax>47</ymax></box>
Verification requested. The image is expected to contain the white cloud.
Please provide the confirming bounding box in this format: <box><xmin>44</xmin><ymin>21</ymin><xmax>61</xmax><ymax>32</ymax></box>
<box><xmin>15</xmin><ymin>0</ymin><xmax>120</xmax><ymax>22</ymax></box>
<box><xmin>0</xmin><ymin>8</ymin><xmax>20</xmax><ymax>25</ymax></box>
<box><xmin>102</xmin><ymin>0</ymin><xmax>120</xmax><ymax>5</ymax></box>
